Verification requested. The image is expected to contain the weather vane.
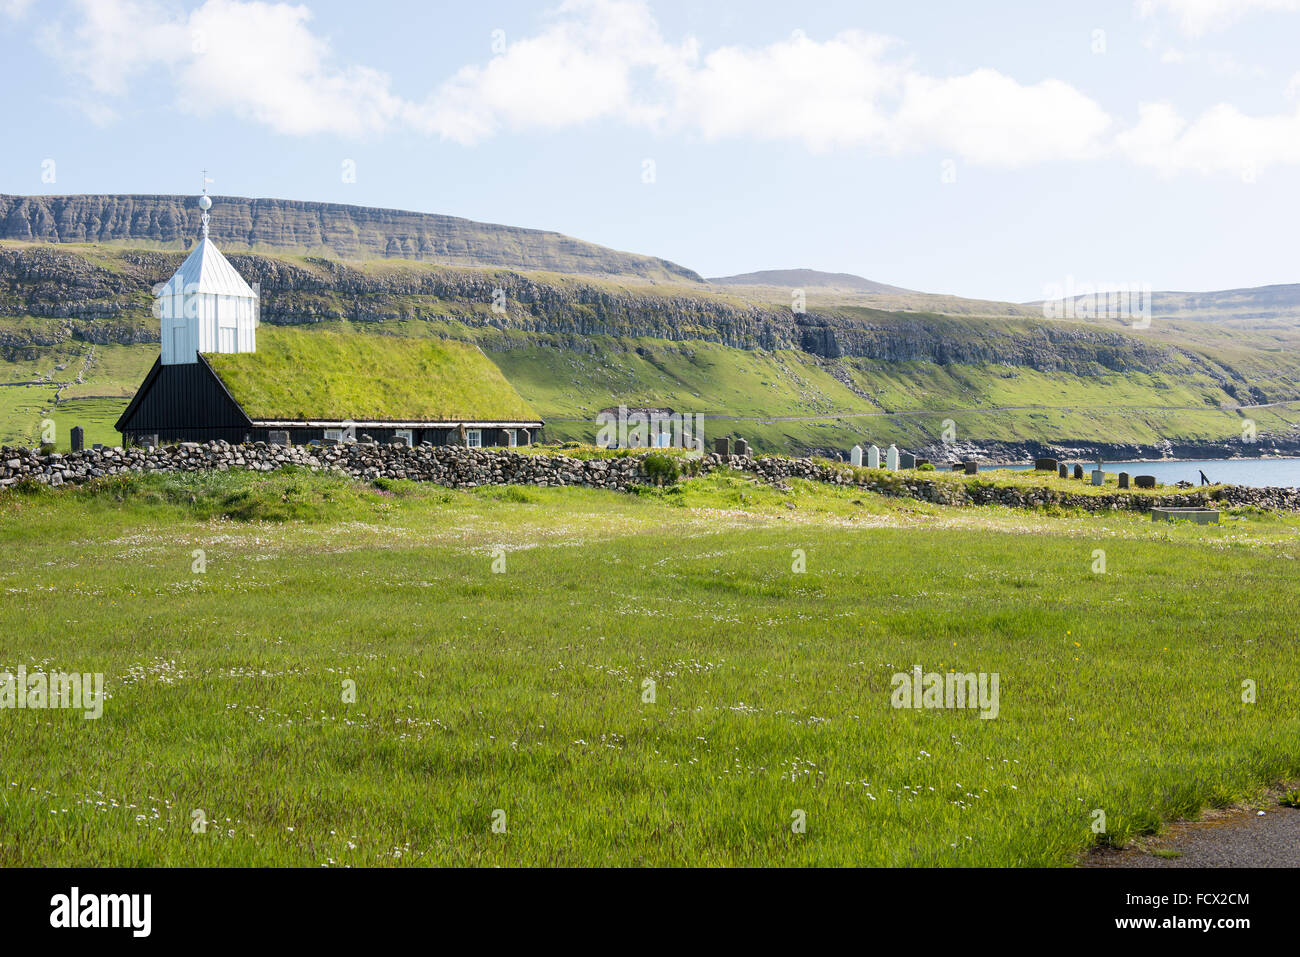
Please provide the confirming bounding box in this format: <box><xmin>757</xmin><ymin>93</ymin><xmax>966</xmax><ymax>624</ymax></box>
<box><xmin>199</xmin><ymin>170</ymin><xmax>214</xmax><ymax>239</ymax></box>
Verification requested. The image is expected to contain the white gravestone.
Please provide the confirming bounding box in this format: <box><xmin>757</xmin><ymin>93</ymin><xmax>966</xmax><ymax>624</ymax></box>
<box><xmin>886</xmin><ymin>444</ymin><xmax>899</xmax><ymax>471</ymax></box>
<box><xmin>867</xmin><ymin>445</ymin><xmax>881</xmax><ymax>469</ymax></box>
<box><xmin>851</xmin><ymin>444</ymin><xmax>863</xmax><ymax>467</ymax></box>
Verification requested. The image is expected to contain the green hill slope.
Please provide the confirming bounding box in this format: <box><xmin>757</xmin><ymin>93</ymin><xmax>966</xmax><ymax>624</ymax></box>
<box><xmin>3</xmin><ymin>240</ymin><xmax>1299</xmax><ymax>456</ymax></box>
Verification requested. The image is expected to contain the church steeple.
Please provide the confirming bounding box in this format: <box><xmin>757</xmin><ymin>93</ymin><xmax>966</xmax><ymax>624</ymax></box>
<box><xmin>155</xmin><ymin>179</ymin><xmax>259</xmax><ymax>365</ymax></box>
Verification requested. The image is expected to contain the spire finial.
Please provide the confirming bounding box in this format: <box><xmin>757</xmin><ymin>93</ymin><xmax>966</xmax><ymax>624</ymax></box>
<box><xmin>198</xmin><ymin>170</ymin><xmax>214</xmax><ymax>240</ymax></box>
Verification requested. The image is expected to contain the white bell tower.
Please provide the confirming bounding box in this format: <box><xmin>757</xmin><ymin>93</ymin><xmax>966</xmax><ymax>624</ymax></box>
<box><xmin>157</xmin><ymin>177</ymin><xmax>259</xmax><ymax>365</ymax></box>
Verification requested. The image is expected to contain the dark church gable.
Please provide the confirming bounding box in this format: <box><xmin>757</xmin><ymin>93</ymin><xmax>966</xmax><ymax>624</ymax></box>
<box><xmin>116</xmin><ymin>357</ymin><xmax>252</xmax><ymax>445</ymax></box>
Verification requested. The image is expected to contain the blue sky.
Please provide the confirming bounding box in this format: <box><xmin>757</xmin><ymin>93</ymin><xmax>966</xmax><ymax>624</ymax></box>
<box><xmin>2</xmin><ymin>0</ymin><xmax>1300</xmax><ymax>300</ymax></box>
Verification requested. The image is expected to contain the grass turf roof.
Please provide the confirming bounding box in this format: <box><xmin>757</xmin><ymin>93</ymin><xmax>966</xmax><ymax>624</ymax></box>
<box><xmin>204</xmin><ymin>326</ymin><xmax>539</xmax><ymax>423</ymax></box>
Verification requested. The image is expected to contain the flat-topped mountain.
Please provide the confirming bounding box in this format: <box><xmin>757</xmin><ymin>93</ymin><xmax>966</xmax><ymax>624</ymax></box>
<box><xmin>0</xmin><ymin>194</ymin><xmax>702</xmax><ymax>283</ymax></box>
<box><xmin>708</xmin><ymin>268</ymin><xmax>911</xmax><ymax>294</ymax></box>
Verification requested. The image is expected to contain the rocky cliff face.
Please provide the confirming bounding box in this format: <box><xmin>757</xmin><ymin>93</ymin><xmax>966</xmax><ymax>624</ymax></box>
<box><xmin>0</xmin><ymin>194</ymin><xmax>702</xmax><ymax>282</ymax></box>
<box><xmin>0</xmin><ymin>242</ymin><xmax>1188</xmax><ymax>376</ymax></box>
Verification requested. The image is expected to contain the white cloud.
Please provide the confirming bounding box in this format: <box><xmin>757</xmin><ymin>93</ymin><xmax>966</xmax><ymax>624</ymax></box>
<box><xmin>1118</xmin><ymin>100</ymin><xmax>1300</xmax><ymax>174</ymax></box>
<box><xmin>666</xmin><ymin>30</ymin><xmax>902</xmax><ymax>152</ymax></box>
<box><xmin>36</xmin><ymin>0</ymin><xmax>1300</xmax><ymax>177</ymax></box>
<box><xmin>179</xmin><ymin>0</ymin><xmax>405</xmax><ymax>136</ymax></box>
<box><xmin>43</xmin><ymin>0</ymin><xmax>405</xmax><ymax>136</ymax></box>
<box><xmin>420</xmin><ymin>0</ymin><xmax>684</xmax><ymax>144</ymax></box>
<box><xmin>893</xmin><ymin>70</ymin><xmax>1112</xmax><ymax>167</ymax></box>
<box><xmin>418</xmin><ymin>4</ymin><xmax>1112</xmax><ymax>165</ymax></box>
<box><xmin>1138</xmin><ymin>0</ymin><xmax>1300</xmax><ymax>36</ymax></box>
<box><xmin>1</xmin><ymin>0</ymin><xmax>34</xmax><ymax>19</ymax></box>
<box><xmin>40</xmin><ymin>0</ymin><xmax>1115</xmax><ymax>167</ymax></box>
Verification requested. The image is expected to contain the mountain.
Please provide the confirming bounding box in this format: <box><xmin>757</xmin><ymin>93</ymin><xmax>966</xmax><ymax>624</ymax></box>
<box><xmin>0</xmin><ymin>242</ymin><xmax>1184</xmax><ymax>371</ymax></box>
<box><xmin>1147</xmin><ymin>284</ymin><xmax>1300</xmax><ymax>324</ymax></box>
<box><xmin>708</xmin><ymin>268</ymin><xmax>910</xmax><ymax>294</ymax></box>
<box><xmin>0</xmin><ymin>194</ymin><xmax>702</xmax><ymax>283</ymax></box>
<box><xmin>3</xmin><ymin>201</ymin><xmax>1300</xmax><ymax>457</ymax></box>
<box><xmin>1026</xmin><ymin>283</ymin><xmax>1300</xmax><ymax>326</ymax></box>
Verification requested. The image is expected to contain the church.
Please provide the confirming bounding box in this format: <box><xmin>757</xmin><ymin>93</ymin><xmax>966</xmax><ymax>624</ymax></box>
<box><xmin>116</xmin><ymin>191</ymin><xmax>544</xmax><ymax>448</ymax></box>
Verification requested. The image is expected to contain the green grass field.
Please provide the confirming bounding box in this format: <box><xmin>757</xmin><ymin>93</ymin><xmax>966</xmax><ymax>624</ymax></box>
<box><xmin>1</xmin><ymin>469</ymin><xmax>1296</xmax><ymax>866</ymax></box>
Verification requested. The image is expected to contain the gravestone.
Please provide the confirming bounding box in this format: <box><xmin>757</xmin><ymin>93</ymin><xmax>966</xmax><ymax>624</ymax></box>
<box><xmin>1073</xmin><ymin>464</ymin><xmax>1084</xmax><ymax>480</ymax></box>
<box><xmin>1091</xmin><ymin>469</ymin><xmax>1105</xmax><ymax>486</ymax></box>
<box><xmin>268</xmin><ymin>430</ymin><xmax>290</xmax><ymax>447</ymax></box>
<box><xmin>851</xmin><ymin>444</ymin><xmax>863</xmax><ymax>467</ymax></box>
<box><xmin>1035</xmin><ymin>457</ymin><xmax>1057</xmax><ymax>471</ymax></box>
<box><xmin>886</xmin><ymin>444</ymin><xmax>900</xmax><ymax>471</ymax></box>
<box><xmin>1058</xmin><ymin>464</ymin><xmax>1069</xmax><ymax>479</ymax></box>
<box><xmin>714</xmin><ymin>437</ymin><xmax>731</xmax><ymax>456</ymax></box>
<box><xmin>70</xmin><ymin>426</ymin><xmax>84</xmax><ymax>452</ymax></box>
<box><xmin>951</xmin><ymin>463</ymin><xmax>965</xmax><ymax>472</ymax></box>
<box><xmin>898</xmin><ymin>451</ymin><xmax>916</xmax><ymax>469</ymax></box>
<box><xmin>963</xmin><ymin>461</ymin><xmax>978</xmax><ymax>475</ymax></box>
<box><xmin>1150</xmin><ymin>507</ymin><xmax>1219</xmax><ymax>525</ymax></box>
<box><xmin>735</xmin><ymin>438</ymin><xmax>750</xmax><ymax>457</ymax></box>
<box><xmin>867</xmin><ymin>445</ymin><xmax>881</xmax><ymax>469</ymax></box>
<box><xmin>1134</xmin><ymin>475</ymin><xmax>1156</xmax><ymax>489</ymax></box>
<box><xmin>1118</xmin><ymin>472</ymin><xmax>1130</xmax><ymax>489</ymax></box>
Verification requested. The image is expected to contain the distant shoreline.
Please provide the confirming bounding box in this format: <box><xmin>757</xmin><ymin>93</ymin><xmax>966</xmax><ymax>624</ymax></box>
<box><xmin>989</xmin><ymin>454</ymin><xmax>1300</xmax><ymax>467</ymax></box>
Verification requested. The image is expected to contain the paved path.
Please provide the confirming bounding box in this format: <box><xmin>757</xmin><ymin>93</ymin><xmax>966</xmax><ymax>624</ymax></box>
<box><xmin>1088</xmin><ymin>804</ymin><xmax>1300</xmax><ymax>868</ymax></box>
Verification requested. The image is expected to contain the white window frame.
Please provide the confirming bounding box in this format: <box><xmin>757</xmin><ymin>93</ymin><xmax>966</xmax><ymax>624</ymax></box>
<box><xmin>466</xmin><ymin>429</ymin><xmax>482</xmax><ymax>448</ymax></box>
<box><xmin>394</xmin><ymin>429</ymin><xmax>413</xmax><ymax>447</ymax></box>
<box><xmin>505</xmin><ymin>429</ymin><xmax>517</xmax><ymax>447</ymax></box>
<box><xmin>324</xmin><ymin>429</ymin><xmax>344</xmax><ymax>443</ymax></box>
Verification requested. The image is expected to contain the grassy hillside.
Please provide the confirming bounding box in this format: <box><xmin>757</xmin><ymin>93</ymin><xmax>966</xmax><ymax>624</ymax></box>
<box><xmin>3</xmin><ymin>239</ymin><xmax>1299</xmax><ymax>454</ymax></box>
<box><xmin>467</xmin><ymin>328</ymin><xmax>1300</xmax><ymax>452</ymax></box>
<box><xmin>8</xmin><ymin>320</ymin><xmax>1300</xmax><ymax>454</ymax></box>
<box><xmin>1</xmin><ymin>469</ymin><xmax>1296</xmax><ymax>865</ymax></box>
<box><xmin>207</xmin><ymin>327</ymin><xmax>538</xmax><ymax>422</ymax></box>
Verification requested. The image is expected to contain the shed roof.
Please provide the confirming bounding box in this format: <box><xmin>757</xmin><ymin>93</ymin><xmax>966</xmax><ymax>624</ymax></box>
<box><xmin>204</xmin><ymin>327</ymin><xmax>541</xmax><ymax>423</ymax></box>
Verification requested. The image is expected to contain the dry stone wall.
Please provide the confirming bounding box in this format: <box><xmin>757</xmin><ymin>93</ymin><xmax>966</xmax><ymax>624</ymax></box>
<box><xmin>2</xmin><ymin>442</ymin><xmax>1298</xmax><ymax>512</ymax></box>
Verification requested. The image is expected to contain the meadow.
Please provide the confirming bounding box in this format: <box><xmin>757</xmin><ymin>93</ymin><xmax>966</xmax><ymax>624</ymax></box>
<box><xmin>0</xmin><ymin>468</ymin><xmax>1296</xmax><ymax>866</ymax></box>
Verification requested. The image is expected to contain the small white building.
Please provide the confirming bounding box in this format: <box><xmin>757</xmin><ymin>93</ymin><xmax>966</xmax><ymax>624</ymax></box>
<box><xmin>157</xmin><ymin>193</ymin><xmax>258</xmax><ymax>365</ymax></box>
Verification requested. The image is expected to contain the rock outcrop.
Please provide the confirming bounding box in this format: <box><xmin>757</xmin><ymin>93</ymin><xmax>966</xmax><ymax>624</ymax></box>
<box><xmin>0</xmin><ymin>194</ymin><xmax>702</xmax><ymax>282</ymax></box>
<box><xmin>0</xmin><ymin>243</ymin><xmax>1187</xmax><ymax>374</ymax></box>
